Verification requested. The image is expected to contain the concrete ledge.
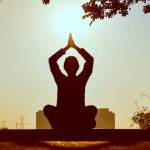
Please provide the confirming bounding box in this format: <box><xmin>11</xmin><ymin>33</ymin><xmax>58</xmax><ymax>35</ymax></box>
<box><xmin>0</xmin><ymin>129</ymin><xmax>150</xmax><ymax>141</ymax></box>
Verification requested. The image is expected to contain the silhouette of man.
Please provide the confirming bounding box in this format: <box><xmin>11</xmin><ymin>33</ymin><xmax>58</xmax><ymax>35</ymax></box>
<box><xmin>44</xmin><ymin>34</ymin><xmax>97</xmax><ymax>130</ymax></box>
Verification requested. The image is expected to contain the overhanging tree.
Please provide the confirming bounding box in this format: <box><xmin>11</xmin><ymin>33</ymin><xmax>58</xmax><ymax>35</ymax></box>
<box><xmin>82</xmin><ymin>0</ymin><xmax>150</xmax><ymax>25</ymax></box>
<box><xmin>42</xmin><ymin>0</ymin><xmax>150</xmax><ymax>25</ymax></box>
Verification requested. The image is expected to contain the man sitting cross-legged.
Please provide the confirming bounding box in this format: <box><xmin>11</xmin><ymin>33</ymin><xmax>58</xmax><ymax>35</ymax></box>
<box><xmin>44</xmin><ymin>34</ymin><xmax>97</xmax><ymax>130</ymax></box>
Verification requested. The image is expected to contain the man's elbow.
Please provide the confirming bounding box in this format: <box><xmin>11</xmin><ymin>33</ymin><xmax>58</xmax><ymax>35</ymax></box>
<box><xmin>48</xmin><ymin>58</ymin><xmax>55</xmax><ymax>71</ymax></box>
<box><xmin>48</xmin><ymin>56</ymin><xmax>54</xmax><ymax>65</ymax></box>
<box><xmin>90</xmin><ymin>56</ymin><xmax>94</xmax><ymax>64</ymax></box>
<box><xmin>85</xmin><ymin>56</ymin><xmax>94</xmax><ymax>69</ymax></box>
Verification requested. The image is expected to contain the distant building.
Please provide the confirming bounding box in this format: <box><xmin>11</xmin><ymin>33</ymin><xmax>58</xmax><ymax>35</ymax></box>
<box><xmin>95</xmin><ymin>108</ymin><xmax>115</xmax><ymax>129</ymax></box>
<box><xmin>36</xmin><ymin>110</ymin><xmax>51</xmax><ymax>129</ymax></box>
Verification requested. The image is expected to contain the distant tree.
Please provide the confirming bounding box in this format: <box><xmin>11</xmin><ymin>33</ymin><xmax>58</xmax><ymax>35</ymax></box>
<box><xmin>131</xmin><ymin>103</ymin><xmax>150</xmax><ymax>129</ymax></box>
<box><xmin>42</xmin><ymin>0</ymin><xmax>150</xmax><ymax>25</ymax></box>
<box><xmin>1</xmin><ymin>127</ymin><xmax>8</xmax><ymax>130</ymax></box>
<box><xmin>131</xmin><ymin>93</ymin><xmax>150</xmax><ymax>129</ymax></box>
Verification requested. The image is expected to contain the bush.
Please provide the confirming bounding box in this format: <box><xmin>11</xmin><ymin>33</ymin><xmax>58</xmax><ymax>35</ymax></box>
<box><xmin>131</xmin><ymin>105</ymin><xmax>150</xmax><ymax>129</ymax></box>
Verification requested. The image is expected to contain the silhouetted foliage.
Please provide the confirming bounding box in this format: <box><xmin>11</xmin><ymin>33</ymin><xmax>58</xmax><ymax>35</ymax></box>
<box><xmin>42</xmin><ymin>0</ymin><xmax>150</xmax><ymax>25</ymax></box>
<box><xmin>42</xmin><ymin>0</ymin><xmax>50</xmax><ymax>5</ymax></box>
<box><xmin>131</xmin><ymin>93</ymin><xmax>150</xmax><ymax>129</ymax></box>
<box><xmin>131</xmin><ymin>105</ymin><xmax>150</xmax><ymax>129</ymax></box>
<box><xmin>82</xmin><ymin>0</ymin><xmax>150</xmax><ymax>25</ymax></box>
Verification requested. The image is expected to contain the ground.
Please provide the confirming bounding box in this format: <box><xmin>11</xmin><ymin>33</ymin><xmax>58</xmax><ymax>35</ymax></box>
<box><xmin>0</xmin><ymin>141</ymin><xmax>150</xmax><ymax>150</ymax></box>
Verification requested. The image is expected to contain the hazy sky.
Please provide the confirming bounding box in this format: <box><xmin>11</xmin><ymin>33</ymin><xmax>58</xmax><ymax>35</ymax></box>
<box><xmin>0</xmin><ymin>0</ymin><xmax>150</xmax><ymax>129</ymax></box>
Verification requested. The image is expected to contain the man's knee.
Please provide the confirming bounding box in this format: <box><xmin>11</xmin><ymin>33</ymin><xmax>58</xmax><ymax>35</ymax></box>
<box><xmin>85</xmin><ymin>105</ymin><xmax>97</xmax><ymax>117</ymax></box>
<box><xmin>43</xmin><ymin>105</ymin><xmax>56</xmax><ymax>116</ymax></box>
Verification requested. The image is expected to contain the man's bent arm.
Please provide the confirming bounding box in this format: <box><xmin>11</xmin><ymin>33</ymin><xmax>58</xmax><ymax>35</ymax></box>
<box><xmin>74</xmin><ymin>45</ymin><xmax>93</xmax><ymax>62</ymax></box>
<box><xmin>49</xmin><ymin>46</ymin><xmax>68</xmax><ymax>82</ymax></box>
<box><xmin>74</xmin><ymin>45</ymin><xmax>94</xmax><ymax>79</ymax></box>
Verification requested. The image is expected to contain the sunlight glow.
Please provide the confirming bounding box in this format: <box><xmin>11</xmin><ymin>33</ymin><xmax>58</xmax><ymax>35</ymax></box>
<box><xmin>51</xmin><ymin>4</ymin><xmax>90</xmax><ymax>63</ymax></box>
<box><xmin>52</xmin><ymin>4</ymin><xmax>89</xmax><ymax>38</ymax></box>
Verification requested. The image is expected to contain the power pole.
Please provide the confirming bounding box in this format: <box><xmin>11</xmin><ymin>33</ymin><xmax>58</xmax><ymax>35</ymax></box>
<box><xmin>16</xmin><ymin>122</ymin><xmax>18</xmax><ymax>129</ymax></box>
<box><xmin>1</xmin><ymin>119</ymin><xmax>7</xmax><ymax>129</ymax></box>
<box><xmin>19</xmin><ymin>116</ymin><xmax>25</xmax><ymax>129</ymax></box>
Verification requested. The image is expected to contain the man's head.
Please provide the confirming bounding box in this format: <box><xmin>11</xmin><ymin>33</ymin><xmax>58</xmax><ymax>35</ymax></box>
<box><xmin>64</xmin><ymin>56</ymin><xmax>79</xmax><ymax>76</ymax></box>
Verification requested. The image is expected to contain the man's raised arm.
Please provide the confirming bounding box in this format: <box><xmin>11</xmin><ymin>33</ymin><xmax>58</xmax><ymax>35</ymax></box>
<box><xmin>68</xmin><ymin>33</ymin><xmax>94</xmax><ymax>79</ymax></box>
<box><xmin>74</xmin><ymin>45</ymin><xmax>94</xmax><ymax>78</ymax></box>
<box><xmin>74</xmin><ymin>45</ymin><xmax>94</xmax><ymax>63</ymax></box>
<box><xmin>49</xmin><ymin>46</ymin><xmax>68</xmax><ymax>82</ymax></box>
<box><xmin>68</xmin><ymin>33</ymin><xmax>93</xmax><ymax>64</ymax></box>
